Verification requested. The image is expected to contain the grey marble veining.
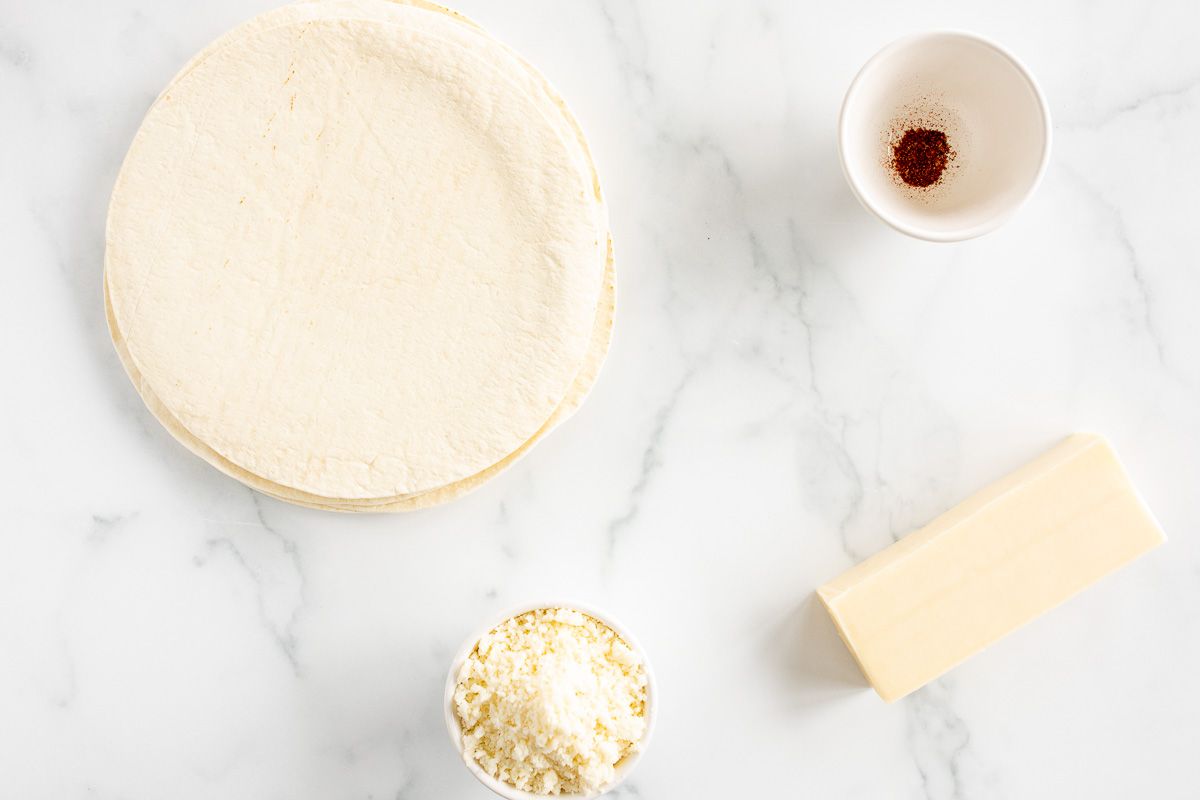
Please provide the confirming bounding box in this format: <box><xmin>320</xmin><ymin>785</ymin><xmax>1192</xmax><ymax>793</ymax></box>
<box><xmin>3</xmin><ymin>1</ymin><xmax>1199</xmax><ymax>798</ymax></box>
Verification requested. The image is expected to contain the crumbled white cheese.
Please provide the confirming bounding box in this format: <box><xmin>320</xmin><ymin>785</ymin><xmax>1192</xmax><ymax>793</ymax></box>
<box><xmin>453</xmin><ymin>607</ymin><xmax>649</xmax><ymax>795</ymax></box>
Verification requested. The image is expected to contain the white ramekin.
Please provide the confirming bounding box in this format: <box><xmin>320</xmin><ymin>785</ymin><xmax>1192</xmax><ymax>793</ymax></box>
<box><xmin>838</xmin><ymin>31</ymin><xmax>1052</xmax><ymax>242</ymax></box>
<box><xmin>444</xmin><ymin>601</ymin><xmax>658</xmax><ymax>799</ymax></box>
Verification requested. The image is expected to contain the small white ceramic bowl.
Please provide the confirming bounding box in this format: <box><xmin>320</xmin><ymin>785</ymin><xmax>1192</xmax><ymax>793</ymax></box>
<box><xmin>839</xmin><ymin>31</ymin><xmax>1051</xmax><ymax>241</ymax></box>
<box><xmin>444</xmin><ymin>601</ymin><xmax>657</xmax><ymax>799</ymax></box>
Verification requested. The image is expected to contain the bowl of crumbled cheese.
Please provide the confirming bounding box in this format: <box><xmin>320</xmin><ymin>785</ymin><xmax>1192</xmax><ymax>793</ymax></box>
<box><xmin>444</xmin><ymin>603</ymin><xmax>656</xmax><ymax>798</ymax></box>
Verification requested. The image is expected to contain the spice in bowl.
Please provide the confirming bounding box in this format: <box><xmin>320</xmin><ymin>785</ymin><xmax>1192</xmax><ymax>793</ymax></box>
<box><xmin>452</xmin><ymin>607</ymin><xmax>650</xmax><ymax>796</ymax></box>
<box><xmin>840</xmin><ymin>32</ymin><xmax>1050</xmax><ymax>240</ymax></box>
<box><xmin>881</xmin><ymin>96</ymin><xmax>961</xmax><ymax>193</ymax></box>
<box><xmin>890</xmin><ymin>127</ymin><xmax>955</xmax><ymax>188</ymax></box>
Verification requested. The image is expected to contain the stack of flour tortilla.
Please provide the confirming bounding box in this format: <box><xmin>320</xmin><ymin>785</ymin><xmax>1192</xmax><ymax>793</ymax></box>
<box><xmin>105</xmin><ymin>0</ymin><xmax>613</xmax><ymax>511</ymax></box>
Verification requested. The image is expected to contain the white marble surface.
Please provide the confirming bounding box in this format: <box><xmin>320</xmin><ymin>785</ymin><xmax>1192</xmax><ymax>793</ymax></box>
<box><xmin>3</xmin><ymin>0</ymin><xmax>1200</xmax><ymax>797</ymax></box>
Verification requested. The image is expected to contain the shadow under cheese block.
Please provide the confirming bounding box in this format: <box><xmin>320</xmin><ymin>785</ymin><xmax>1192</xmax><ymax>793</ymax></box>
<box><xmin>817</xmin><ymin>433</ymin><xmax>1165</xmax><ymax>702</ymax></box>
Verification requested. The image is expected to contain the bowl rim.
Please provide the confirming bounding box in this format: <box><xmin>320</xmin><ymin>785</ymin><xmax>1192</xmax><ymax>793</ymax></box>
<box><xmin>837</xmin><ymin>29</ymin><xmax>1053</xmax><ymax>242</ymax></box>
<box><xmin>443</xmin><ymin>600</ymin><xmax>658</xmax><ymax>799</ymax></box>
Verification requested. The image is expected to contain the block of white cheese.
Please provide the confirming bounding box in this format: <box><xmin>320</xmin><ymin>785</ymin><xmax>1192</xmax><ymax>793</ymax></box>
<box><xmin>818</xmin><ymin>433</ymin><xmax>1165</xmax><ymax>702</ymax></box>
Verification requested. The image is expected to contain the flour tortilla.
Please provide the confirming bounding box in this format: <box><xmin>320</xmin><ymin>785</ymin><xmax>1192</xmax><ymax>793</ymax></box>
<box><xmin>106</xmin><ymin>2</ymin><xmax>610</xmax><ymax>501</ymax></box>
<box><xmin>107</xmin><ymin>7</ymin><xmax>614</xmax><ymax>513</ymax></box>
<box><xmin>108</xmin><ymin>1</ymin><xmax>613</xmax><ymax>510</ymax></box>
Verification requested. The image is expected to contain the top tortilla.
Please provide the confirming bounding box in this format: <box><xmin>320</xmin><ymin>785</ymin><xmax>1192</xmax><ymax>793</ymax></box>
<box><xmin>106</xmin><ymin>2</ymin><xmax>609</xmax><ymax>500</ymax></box>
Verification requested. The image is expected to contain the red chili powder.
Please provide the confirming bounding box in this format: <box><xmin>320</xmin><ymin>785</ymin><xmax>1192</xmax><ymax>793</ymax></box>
<box><xmin>891</xmin><ymin>128</ymin><xmax>954</xmax><ymax>188</ymax></box>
